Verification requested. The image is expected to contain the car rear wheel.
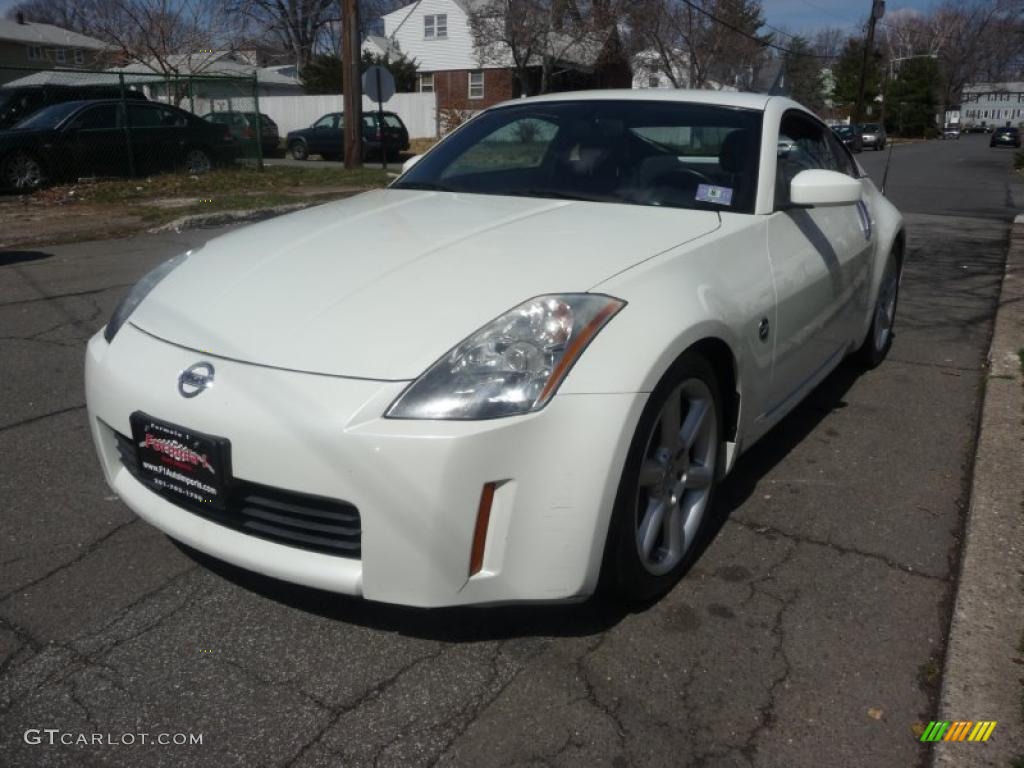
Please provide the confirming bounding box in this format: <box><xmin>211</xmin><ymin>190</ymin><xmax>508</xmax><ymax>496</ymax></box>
<box><xmin>857</xmin><ymin>248</ymin><xmax>902</xmax><ymax>368</ymax></box>
<box><xmin>603</xmin><ymin>351</ymin><xmax>723</xmax><ymax>603</ymax></box>
<box><xmin>2</xmin><ymin>151</ymin><xmax>46</xmax><ymax>191</ymax></box>
<box><xmin>184</xmin><ymin>148</ymin><xmax>212</xmax><ymax>174</ymax></box>
<box><xmin>290</xmin><ymin>141</ymin><xmax>308</xmax><ymax>161</ymax></box>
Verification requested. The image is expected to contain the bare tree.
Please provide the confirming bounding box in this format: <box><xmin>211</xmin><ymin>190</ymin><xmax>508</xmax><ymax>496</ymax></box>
<box><xmin>230</xmin><ymin>0</ymin><xmax>335</xmax><ymax>75</ymax></box>
<box><xmin>468</xmin><ymin>0</ymin><xmax>618</xmax><ymax>96</ymax></box>
<box><xmin>811</xmin><ymin>26</ymin><xmax>847</xmax><ymax>62</ymax></box>
<box><xmin>630</xmin><ymin>0</ymin><xmax>769</xmax><ymax>90</ymax></box>
<box><xmin>84</xmin><ymin>0</ymin><xmax>244</xmax><ymax>76</ymax></box>
<box><xmin>878</xmin><ymin>0</ymin><xmax>1024</xmax><ymax>104</ymax></box>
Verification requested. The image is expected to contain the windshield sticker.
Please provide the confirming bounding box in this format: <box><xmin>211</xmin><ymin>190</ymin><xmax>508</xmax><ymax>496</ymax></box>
<box><xmin>696</xmin><ymin>184</ymin><xmax>733</xmax><ymax>206</ymax></box>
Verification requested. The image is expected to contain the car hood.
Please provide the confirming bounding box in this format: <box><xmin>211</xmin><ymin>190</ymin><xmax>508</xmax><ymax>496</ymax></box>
<box><xmin>130</xmin><ymin>189</ymin><xmax>721</xmax><ymax>379</ymax></box>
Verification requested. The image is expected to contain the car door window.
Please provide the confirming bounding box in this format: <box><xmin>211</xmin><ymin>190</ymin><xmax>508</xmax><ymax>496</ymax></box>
<box><xmin>72</xmin><ymin>104</ymin><xmax>119</xmax><ymax>130</ymax></box>
<box><xmin>313</xmin><ymin>114</ymin><xmax>338</xmax><ymax>129</ymax></box>
<box><xmin>776</xmin><ymin>112</ymin><xmax>845</xmax><ymax>209</ymax></box>
<box><xmin>127</xmin><ymin>104</ymin><xmax>162</xmax><ymax>127</ymax></box>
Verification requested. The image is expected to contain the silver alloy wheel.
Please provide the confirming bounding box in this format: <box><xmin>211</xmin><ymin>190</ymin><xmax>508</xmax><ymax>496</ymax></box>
<box><xmin>185</xmin><ymin>149</ymin><xmax>212</xmax><ymax>174</ymax></box>
<box><xmin>873</xmin><ymin>257</ymin><xmax>899</xmax><ymax>351</ymax></box>
<box><xmin>5</xmin><ymin>153</ymin><xmax>42</xmax><ymax>190</ymax></box>
<box><xmin>634</xmin><ymin>378</ymin><xmax>718</xmax><ymax>576</ymax></box>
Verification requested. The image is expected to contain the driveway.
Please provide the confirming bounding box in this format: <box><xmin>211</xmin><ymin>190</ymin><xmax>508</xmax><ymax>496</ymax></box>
<box><xmin>0</xmin><ymin>135</ymin><xmax>1020</xmax><ymax>767</ymax></box>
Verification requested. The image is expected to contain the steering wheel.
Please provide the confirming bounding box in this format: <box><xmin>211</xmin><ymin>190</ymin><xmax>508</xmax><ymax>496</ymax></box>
<box><xmin>644</xmin><ymin>167</ymin><xmax>714</xmax><ymax>206</ymax></box>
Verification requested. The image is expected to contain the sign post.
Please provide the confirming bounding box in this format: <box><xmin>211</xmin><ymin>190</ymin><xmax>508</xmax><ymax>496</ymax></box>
<box><xmin>362</xmin><ymin>64</ymin><xmax>396</xmax><ymax>170</ymax></box>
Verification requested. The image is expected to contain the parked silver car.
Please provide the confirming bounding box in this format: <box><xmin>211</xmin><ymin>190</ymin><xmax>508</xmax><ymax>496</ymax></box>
<box><xmin>860</xmin><ymin>123</ymin><xmax>886</xmax><ymax>151</ymax></box>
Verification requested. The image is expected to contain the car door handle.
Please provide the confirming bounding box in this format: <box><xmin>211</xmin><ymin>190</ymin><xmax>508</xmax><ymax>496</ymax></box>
<box><xmin>758</xmin><ymin>317</ymin><xmax>770</xmax><ymax>341</ymax></box>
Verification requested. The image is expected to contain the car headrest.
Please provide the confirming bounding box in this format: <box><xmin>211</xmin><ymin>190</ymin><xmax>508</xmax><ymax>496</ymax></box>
<box><xmin>719</xmin><ymin>129</ymin><xmax>749</xmax><ymax>174</ymax></box>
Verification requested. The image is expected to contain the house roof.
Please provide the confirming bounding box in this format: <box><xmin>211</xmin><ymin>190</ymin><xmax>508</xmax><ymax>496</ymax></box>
<box><xmin>963</xmin><ymin>82</ymin><xmax>1024</xmax><ymax>93</ymax></box>
<box><xmin>109</xmin><ymin>54</ymin><xmax>301</xmax><ymax>87</ymax></box>
<box><xmin>0</xmin><ymin>18</ymin><xmax>108</xmax><ymax>50</ymax></box>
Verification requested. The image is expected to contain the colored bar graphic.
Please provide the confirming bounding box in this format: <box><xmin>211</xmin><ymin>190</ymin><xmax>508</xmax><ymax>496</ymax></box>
<box><xmin>921</xmin><ymin>721</ymin><xmax>996</xmax><ymax>743</ymax></box>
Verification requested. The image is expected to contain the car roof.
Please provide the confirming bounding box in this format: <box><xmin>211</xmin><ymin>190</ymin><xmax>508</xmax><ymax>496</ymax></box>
<box><xmin>502</xmin><ymin>88</ymin><xmax>775</xmax><ymax>111</ymax></box>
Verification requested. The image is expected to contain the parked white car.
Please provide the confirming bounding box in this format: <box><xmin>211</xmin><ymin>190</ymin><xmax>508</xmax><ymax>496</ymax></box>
<box><xmin>86</xmin><ymin>90</ymin><xmax>905</xmax><ymax>607</ymax></box>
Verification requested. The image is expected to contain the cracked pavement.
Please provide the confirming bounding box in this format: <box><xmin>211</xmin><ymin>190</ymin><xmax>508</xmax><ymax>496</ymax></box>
<box><xmin>0</xmin><ymin>136</ymin><xmax>1019</xmax><ymax>767</ymax></box>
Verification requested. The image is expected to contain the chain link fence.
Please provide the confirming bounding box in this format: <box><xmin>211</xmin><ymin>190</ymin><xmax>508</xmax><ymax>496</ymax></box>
<box><xmin>0</xmin><ymin>65</ymin><xmax>272</xmax><ymax>191</ymax></box>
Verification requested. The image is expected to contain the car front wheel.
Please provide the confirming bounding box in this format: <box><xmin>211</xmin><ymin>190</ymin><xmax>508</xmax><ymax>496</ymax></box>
<box><xmin>2</xmin><ymin>151</ymin><xmax>46</xmax><ymax>191</ymax></box>
<box><xmin>603</xmin><ymin>351</ymin><xmax>723</xmax><ymax>603</ymax></box>
<box><xmin>857</xmin><ymin>248</ymin><xmax>902</xmax><ymax>368</ymax></box>
<box><xmin>290</xmin><ymin>141</ymin><xmax>308</xmax><ymax>160</ymax></box>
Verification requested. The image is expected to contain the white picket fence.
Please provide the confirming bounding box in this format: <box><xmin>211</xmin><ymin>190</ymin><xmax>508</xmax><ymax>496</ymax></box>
<box><xmin>195</xmin><ymin>92</ymin><xmax>438</xmax><ymax>138</ymax></box>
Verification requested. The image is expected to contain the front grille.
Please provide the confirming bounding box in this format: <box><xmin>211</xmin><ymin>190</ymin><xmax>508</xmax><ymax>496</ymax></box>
<box><xmin>115</xmin><ymin>431</ymin><xmax>361</xmax><ymax>558</ymax></box>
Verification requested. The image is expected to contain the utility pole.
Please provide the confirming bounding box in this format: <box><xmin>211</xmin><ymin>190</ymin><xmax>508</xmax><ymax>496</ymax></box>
<box><xmin>341</xmin><ymin>0</ymin><xmax>362</xmax><ymax>169</ymax></box>
<box><xmin>854</xmin><ymin>0</ymin><xmax>885</xmax><ymax>124</ymax></box>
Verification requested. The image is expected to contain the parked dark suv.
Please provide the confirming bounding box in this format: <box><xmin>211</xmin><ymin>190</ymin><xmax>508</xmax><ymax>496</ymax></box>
<box><xmin>286</xmin><ymin>111</ymin><xmax>410</xmax><ymax>161</ymax></box>
<box><xmin>0</xmin><ymin>99</ymin><xmax>237</xmax><ymax>190</ymax></box>
<box><xmin>202</xmin><ymin>111</ymin><xmax>280</xmax><ymax>156</ymax></box>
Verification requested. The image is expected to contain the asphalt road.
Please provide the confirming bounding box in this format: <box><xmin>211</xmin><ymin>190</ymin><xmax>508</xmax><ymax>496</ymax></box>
<box><xmin>0</xmin><ymin>136</ymin><xmax>1020</xmax><ymax>768</ymax></box>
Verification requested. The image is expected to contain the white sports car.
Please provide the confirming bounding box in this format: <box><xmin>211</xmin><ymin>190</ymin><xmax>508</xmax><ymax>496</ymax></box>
<box><xmin>85</xmin><ymin>90</ymin><xmax>904</xmax><ymax>607</ymax></box>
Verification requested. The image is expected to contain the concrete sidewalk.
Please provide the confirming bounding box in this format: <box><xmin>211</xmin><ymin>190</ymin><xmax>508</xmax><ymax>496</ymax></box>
<box><xmin>934</xmin><ymin>214</ymin><xmax>1024</xmax><ymax>767</ymax></box>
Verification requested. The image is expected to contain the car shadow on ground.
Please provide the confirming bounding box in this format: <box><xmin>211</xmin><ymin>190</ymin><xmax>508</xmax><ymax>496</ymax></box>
<box><xmin>174</xmin><ymin>358</ymin><xmax>866</xmax><ymax>642</ymax></box>
<box><xmin>0</xmin><ymin>250</ymin><xmax>52</xmax><ymax>266</ymax></box>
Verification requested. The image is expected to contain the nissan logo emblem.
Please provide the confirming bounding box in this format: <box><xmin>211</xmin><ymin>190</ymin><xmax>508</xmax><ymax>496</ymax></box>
<box><xmin>178</xmin><ymin>362</ymin><xmax>215</xmax><ymax>398</ymax></box>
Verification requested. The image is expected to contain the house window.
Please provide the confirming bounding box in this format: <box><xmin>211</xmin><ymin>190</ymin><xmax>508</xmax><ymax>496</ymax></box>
<box><xmin>468</xmin><ymin>71</ymin><xmax>484</xmax><ymax>99</ymax></box>
<box><xmin>55</xmin><ymin>48</ymin><xmax>67</xmax><ymax>64</ymax></box>
<box><xmin>424</xmin><ymin>14</ymin><xmax>447</xmax><ymax>39</ymax></box>
<box><xmin>74</xmin><ymin>49</ymin><xmax>84</xmax><ymax>65</ymax></box>
<box><xmin>647</xmin><ymin>74</ymin><xmax>660</xmax><ymax>88</ymax></box>
<box><xmin>26</xmin><ymin>45</ymin><xmax>42</xmax><ymax>60</ymax></box>
<box><xmin>418</xmin><ymin>73</ymin><xmax>435</xmax><ymax>93</ymax></box>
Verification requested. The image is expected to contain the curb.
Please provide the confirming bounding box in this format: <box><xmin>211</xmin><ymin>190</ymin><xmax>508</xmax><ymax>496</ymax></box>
<box><xmin>147</xmin><ymin>201</ymin><xmax>325</xmax><ymax>234</ymax></box>
<box><xmin>933</xmin><ymin>215</ymin><xmax>1024</xmax><ymax>766</ymax></box>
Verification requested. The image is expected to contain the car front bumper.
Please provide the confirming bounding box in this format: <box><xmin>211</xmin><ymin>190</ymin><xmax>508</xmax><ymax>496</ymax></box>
<box><xmin>85</xmin><ymin>325</ymin><xmax>645</xmax><ymax>607</ymax></box>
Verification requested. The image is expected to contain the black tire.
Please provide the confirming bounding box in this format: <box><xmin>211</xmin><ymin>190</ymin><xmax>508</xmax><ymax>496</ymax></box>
<box><xmin>602</xmin><ymin>351</ymin><xmax>724</xmax><ymax>604</ymax></box>
<box><xmin>856</xmin><ymin>248</ymin><xmax>903</xmax><ymax>368</ymax></box>
<box><xmin>2</xmin><ymin>150</ymin><xmax>47</xmax><ymax>191</ymax></box>
<box><xmin>289</xmin><ymin>141</ymin><xmax>308</xmax><ymax>161</ymax></box>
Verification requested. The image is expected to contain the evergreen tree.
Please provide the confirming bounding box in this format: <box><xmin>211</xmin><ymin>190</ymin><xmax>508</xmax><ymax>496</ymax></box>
<box><xmin>885</xmin><ymin>56</ymin><xmax>940</xmax><ymax>138</ymax></box>
<box><xmin>783</xmin><ymin>36</ymin><xmax>825</xmax><ymax>112</ymax></box>
<box><xmin>301</xmin><ymin>51</ymin><xmax>418</xmax><ymax>95</ymax></box>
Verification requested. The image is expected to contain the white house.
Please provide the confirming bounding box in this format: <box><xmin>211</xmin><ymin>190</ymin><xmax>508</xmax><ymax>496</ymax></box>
<box><xmin>961</xmin><ymin>82</ymin><xmax>1024</xmax><ymax>129</ymax></box>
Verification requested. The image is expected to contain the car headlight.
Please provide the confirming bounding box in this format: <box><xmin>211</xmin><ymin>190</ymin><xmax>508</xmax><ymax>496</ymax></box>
<box><xmin>103</xmin><ymin>250</ymin><xmax>191</xmax><ymax>342</ymax></box>
<box><xmin>386</xmin><ymin>294</ymin><xmax>625</xmax><ymax>420</ymax></box>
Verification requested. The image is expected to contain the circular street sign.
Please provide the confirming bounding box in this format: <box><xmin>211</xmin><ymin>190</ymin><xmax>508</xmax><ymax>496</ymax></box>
<box><xmin>362</xmin><ymin>65</ymin><xmax>396</xmax><ymax>103</ymax></box>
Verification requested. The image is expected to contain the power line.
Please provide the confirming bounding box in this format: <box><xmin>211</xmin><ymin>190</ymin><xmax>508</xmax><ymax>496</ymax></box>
<box><xmin>678</xmin><ymin>0</ymin><xmax>833</xmax><ymax>59</ymax></box>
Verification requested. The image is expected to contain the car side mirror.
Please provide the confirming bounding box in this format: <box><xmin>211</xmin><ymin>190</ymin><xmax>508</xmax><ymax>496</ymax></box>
<box><xmin>789</xmin><ymin>169</ymin><xmax>862</xmax><ymax>207</ymax></box>
<box><xmin>401</xmin><ymin>154</ymin><xmax>423</xmax><ymax>174</ymax></box>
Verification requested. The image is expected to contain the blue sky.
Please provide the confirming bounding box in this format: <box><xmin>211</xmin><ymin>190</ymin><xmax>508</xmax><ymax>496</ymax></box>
<box><xmin>762</xmin><ymin>0</ymin><xmax>938</xmax><ymax>34</ymax></box>
<box><xmin>0</xmin><ymin>0</ymin><xmax>939</xmax><ymax>36</ymax></box>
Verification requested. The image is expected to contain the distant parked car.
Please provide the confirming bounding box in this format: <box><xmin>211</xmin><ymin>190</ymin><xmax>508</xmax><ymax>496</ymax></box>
<box><xmin>942</xmin><ymin>123</ymin><xmax>961</xmax><ymax>140</ymax></box>
<box><xmin>286</xmin><ymin>111</ymin><xmax>410</xmax><ymax>161</ymax></box>
<box><xmin>202</xmin><ymin>111</ymin><xmax>280</xmax><ymax>156</ymax></box>
<box><xmin>0</xmin><ymin>99</ymin><xmax>237</xmax><ymax>191</ymax></box>
<box><xmin>833</xmin><ymin>124</ymin><xmax>863</xmax><ymax>153</ymax></box>
<box><xmin>0</xmin><ymin>84</ymin><xmax>148</xmax><ymax>130</ymax></box>
<box><xmin>990</xmin><ymin>126</ymin><xmax>1021</xmax><ymax>148</ymax></box>
<box><xmin>860</xmin><ymin>122</ymin><xmax>886</xmax><ymax>150</ymax></box>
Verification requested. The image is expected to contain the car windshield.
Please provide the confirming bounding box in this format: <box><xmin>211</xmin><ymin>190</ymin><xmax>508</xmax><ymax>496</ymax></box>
<box><xmin>393</xmin><ymin>100</ymin><xmax>763</xmax><ymax>213</ymax></box>
<box><xmin>862</xmin><ymin>124</ymin><xmax>880</xmax><ymax>132</ymax></box>
<box><xmin>835</xmin><ymin>126</ymin><xmax>855</xmax><ymax>136</ymax></box>
<box><xmin>12</xmin><ymin>100</ymin><xmax>82</xmax><ymax>129</ymax></box>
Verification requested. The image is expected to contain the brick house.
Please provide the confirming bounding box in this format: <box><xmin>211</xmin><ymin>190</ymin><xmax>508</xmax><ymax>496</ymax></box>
<box><xmin>381</xmin><ymin>0</ymin><xmax>628</xmax><ymax>117</ymax></box>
